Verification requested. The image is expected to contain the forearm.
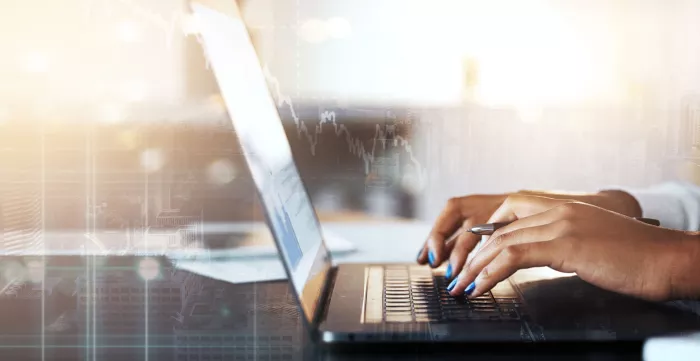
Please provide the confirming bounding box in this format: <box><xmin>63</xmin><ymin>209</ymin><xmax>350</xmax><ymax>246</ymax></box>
<box><xmin>593</xmin><ymin>190</ymin><xmax>643</xmax><ymax>218</ymax></box>
<box><xmin>669</xmin><ymin>232</ymin><xmax>700</xmax><ymax>300</ymax></box>
<box><xmin>516</xmin><ymin>189</ymin><xmax>642</xmax><ymax>217</ymax></box>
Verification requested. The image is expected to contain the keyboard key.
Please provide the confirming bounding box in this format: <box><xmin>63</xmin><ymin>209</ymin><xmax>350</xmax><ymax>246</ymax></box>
<box><xmin>495</xmin><ymin>298</ymin><xmax>519</xmax><ymax>303</ymax></box>
<box><xmin>386</xmin><ymin>315</ymin><xmax>413</xmax><ymax>323</ymax></box>
<box><xmin>386</xmin><ymin>292</ymin><xmax>410</xmax><ymax>296</ymax></box>
<box><xmin>411</xmin><ymin>301</ymin><xmax>437</xmax><ymax>306</ymax></box>
<box><xmin>470</xmin><ymin>302</ymin><xmax>497</xmax><ymax>308</ymax></box>
<box><xmin>415</xmin><ymin>308</ymin><xmax>442</xmax><ymax>315</ymax></box>
<box><xmin>384</xmin><ymin>301</ymin><xmax>411</xmax><ymax>307</ymax></box>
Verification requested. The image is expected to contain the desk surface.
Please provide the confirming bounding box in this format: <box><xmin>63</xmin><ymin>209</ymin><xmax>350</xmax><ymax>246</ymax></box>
<box><xmin>0</xmin><ymin>213</ymin><xmax>650</xmax><ymax>360</ymax></box>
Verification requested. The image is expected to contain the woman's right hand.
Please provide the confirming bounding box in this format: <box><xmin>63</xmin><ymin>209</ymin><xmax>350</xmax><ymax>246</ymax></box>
<box><xmin>415</xmin><ymin>189</ymin><xmax>642</xmax><ymax>280</ymax></box>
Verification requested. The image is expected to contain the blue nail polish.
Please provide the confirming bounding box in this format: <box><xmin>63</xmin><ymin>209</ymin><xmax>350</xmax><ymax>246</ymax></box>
<box><xmin>447</xmin><ymin>278</ymin><xmax>458</xmax><ymax>292</ymax></box>
<box><xmin>416</xmin><ymin>249</ymin><xmax>423</xmax><ymax>260</ymax></box>
<box><xmin>464</xmin><ymin>281</ymin><xmax>476</xmax><ymax>296</ymax></box>
<box><xmin>428</xmin><ymin>251</ymin><xmax>435</xmax><ymax>266</ymax></box>
<box><xmin>445</xmin><ymin>264</ymin><xmax>452</xmax><ymax>279</ymax></box>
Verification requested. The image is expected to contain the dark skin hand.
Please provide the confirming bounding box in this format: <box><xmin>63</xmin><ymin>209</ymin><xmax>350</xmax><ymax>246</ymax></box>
<box><xmin>445</xmin><ymin>194</ymin><xmax>700</xmax><ymax>301</ymax></box>
<box><xmin>416</xmin><ymin>189</ymin><xmax>642</xmax><ymax>279</ymax></box>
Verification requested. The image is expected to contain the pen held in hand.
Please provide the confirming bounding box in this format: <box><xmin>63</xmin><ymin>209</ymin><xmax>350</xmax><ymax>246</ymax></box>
<box><xmin>444</xmin><ymin>217</ymin><xmax>660</xmax><ymax>248</ymax></box>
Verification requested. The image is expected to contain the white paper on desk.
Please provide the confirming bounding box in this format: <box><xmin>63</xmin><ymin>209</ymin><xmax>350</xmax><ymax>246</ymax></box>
<box><xmin>173</xmin><ymin>230</ymin><xmax>354</xmax><ymax>284</ymax></box>
<box><xmin>211</xmin><ymin>230</ymin><xmax>355</xmax><ymax>258</ymax></box>
<box><xmin>175</xmin><ymin>258</ymin><xmax>287</xmax><ymax>284</ymax></box>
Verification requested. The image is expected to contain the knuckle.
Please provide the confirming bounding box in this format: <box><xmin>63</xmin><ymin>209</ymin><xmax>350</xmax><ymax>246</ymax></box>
<box><xmin>426</xmin><ymin>234</ymin><xmax>439</xmax><ymax>247</ymax></box>
<box><xmin>449</xmin><ymin>254</ymin><xmax>461</xmax><ymax>268</ymax></box>
<box><xmin>464</xmin><ymin>259</ymin><xmax>478</xmax><ymax>274</ymax></box>
<box><xmin>568</xmin><ymin>234</ymin><xmax>582</xmax><ymax>244</ymax></box>
<box><xmin>491</xmin><ymin>234</ymin><xmax>507</xmax><ymax>249</ymax></box>
<box><xmin>502</xmin><ymin>245</ymin><xmax>524</xmax><ymax>264</ymax></box>
<box><xmin>458</xmin><ymin>267</ymin><xmax>471</xmax><ymax>280</ymax></box>
<box><xmin>446</xmin><ymin>197</ymin><xmax>461</xmax><ymax>211</ymax></box>
<box><xmin>502</xmin><ymin>194</ymin><xmax>517</xmax><ymax>208</ymax></box>
<box><xmin>556</xmin><ymin>202</ymin><xmax>578</xmax><ymax>218</ymax></box>
<box><xmin>449</xmin><ymin>244</ymin><xmax>465</xmax><ymax>259</ymax></box>
<box><xmin>493</xmin><ymin>229</ymin><xmax>518</xmax><ymax>248</ymax></box>
<box><xmin>556</xmin><ymin>219</ymin><xmax>575</xmax><ymax>233</ymax></box>
<box><xmin>480</xmin><ymin>266</ymin><xmax>491</xmax><ymax>279</ymax></box>
<box><xmin>506</xmin><ymin>193</ymin><xmax>528</xmax><ymax>205</ymax></box>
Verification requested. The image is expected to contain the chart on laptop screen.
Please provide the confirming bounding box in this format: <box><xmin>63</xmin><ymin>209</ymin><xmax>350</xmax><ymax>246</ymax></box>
<box><xmin>243</xmin><ymin>138</ymin><xmax>329</xmax><ymax>299</ymax></box>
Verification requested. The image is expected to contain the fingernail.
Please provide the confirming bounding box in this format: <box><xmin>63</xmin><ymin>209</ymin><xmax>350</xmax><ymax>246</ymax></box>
<box><xmin>447</xmin><ymin>278</ymin><xmax>458</xmax><ymax>292</ymax></box>
<box><xmin>464</xmin><ymin>281</ymin><xmax>476</xmax><ymax>296</ymax></box>
<box><xmin>416</xmin><ymin>249</ymin><xmax>423</xmax><ymax>260</ymax></box>
<box><xmin>428</xmin><ymin>251</ymin><xmax>435</xmax><ymax>266</ymax></box>
<box><xmin>445</xmin><ymin>264</ymin><xmax>452</xmax><ymax>279</ymax></box>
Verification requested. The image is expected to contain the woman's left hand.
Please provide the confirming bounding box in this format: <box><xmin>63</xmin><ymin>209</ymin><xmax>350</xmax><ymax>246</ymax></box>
<box><xmin>447</xmin><ymin>194</ymin><xmax>699</xmax><ymax>302</ymax></box>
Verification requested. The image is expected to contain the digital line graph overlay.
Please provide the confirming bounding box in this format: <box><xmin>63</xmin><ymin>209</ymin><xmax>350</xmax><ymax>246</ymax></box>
<box><xmin>82</xmin><ymin>0</ymin><xmax>429</xmax><ymax>190</ymax></box>
<box><xmin>87</xmin><ymin>0</ymin><xmax>195</xmax><ymax>47</ymax></box>
<box><xmin>263</xmin><ymin>66</ymin><xmax>428</xmax><ymax>189</ymax></box>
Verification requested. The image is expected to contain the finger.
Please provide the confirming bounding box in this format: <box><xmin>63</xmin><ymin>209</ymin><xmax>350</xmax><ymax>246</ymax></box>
<box><xmin>420</xmin><ymin>197</ymin><xmax>466</xmax><ymax>266</ymax></box>
<box><xmin>467</xmin><ymin>239</ymin><xmax>574</xmax><ymax>298</ymax></box>
<box><xmin>465</xmin><ymin>221</ymin><xmax>567</xmax><ymax>284</ymax></box>
<box><xmin>448</xmin><ymin>221</ymin><xmax>564</xmax><ymax>296</ymax></box>
<box><xmin>416</xmin><ymin>244</ymin><xmax>428</xmax><ymax>264</ymax></box>
<box><xmin>479</xmin><ymin>195</ymin><xmax>570</xmax><ymax>249</ymax></box>
<box><xmin>446</xmin><ymin>218</ymin><xmax>481</xmax><ymax>279</ymax></box>
<box><xmin>476</xmin><ymin>206</ymin><xmax>567</xmax><ymax>260</ymax></box>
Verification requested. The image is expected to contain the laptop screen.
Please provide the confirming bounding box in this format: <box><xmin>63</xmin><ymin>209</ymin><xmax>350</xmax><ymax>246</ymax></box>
<box><xmin>191</xmin><ymin>1</ymin><xmax>332</xmax><ymax>323</ymax></box>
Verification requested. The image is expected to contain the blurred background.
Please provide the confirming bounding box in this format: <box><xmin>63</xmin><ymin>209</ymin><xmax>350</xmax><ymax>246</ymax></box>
<box><xmin>1</xmin><ymin>0</ymin><xmax>700</xmax><ymax>253</ymax></box>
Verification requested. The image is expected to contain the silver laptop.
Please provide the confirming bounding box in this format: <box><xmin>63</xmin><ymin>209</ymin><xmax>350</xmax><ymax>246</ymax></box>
<box><xmin>189</xmin><ymin>0</ymin><xmax>700</xmax><ymax>344</ymax></box>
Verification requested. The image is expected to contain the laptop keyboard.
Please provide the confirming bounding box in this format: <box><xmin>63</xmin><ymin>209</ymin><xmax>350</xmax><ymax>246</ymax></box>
<box><xmin>379</xmin><ymin>265</ymin><xmax>524</xmax><ymax>323</ymax></box>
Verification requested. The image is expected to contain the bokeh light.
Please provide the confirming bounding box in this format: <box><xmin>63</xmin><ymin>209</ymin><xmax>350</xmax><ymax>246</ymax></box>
<box><xmin>326</xmin><ymin>17</ymin><xmax>352</xmax><ymax>39</ymax></box>
<box><xmin>2</xmin><ymin>261</ymin><xmax>26</xmax><ymax>283</ymax></box>
<box><xmin>299</xmin><ymin>19</ymin><xmax>326</xmax><ymax>43</ymax></box>
<box><xmin>117</xmin><ymin>130</ymin><xmax>139</xmax><ymax>150</ymax></box>
<box><xmin>26</xmin><ymin>260</ymin><xmax>45</xmax><ymax>283</ymax></box>
<box><xmin>206</xmin><ymin>159</ymin><xmax>237</xmax><ymax>184</ymax></box>
<box><xmin>140</xmin><ymin>148</ymin><xmax>164</xmax><ymax>173</ymax></box>
<box><xmin>298</xmin><ymin>17</ymin><xmax>352</xmax><ymax>44</ymax></box>
<box><xmin>115</xmin><ymin>20</ymin><xmax>143</xmax><ymax>43</ymax></box>
<box><xmin>97</xmin><ymin>103</ymin><xmax>128</xmax><ymax>124</ymax></box>
<box><xmin>120</xmin><ymin>79</ymin><xmax>151</xmax><ymax>103</ymax></box>
<box><xmin>137</xmin><ymin>257</ymin><xmax>161</xmax><ymax>281</ymax></box>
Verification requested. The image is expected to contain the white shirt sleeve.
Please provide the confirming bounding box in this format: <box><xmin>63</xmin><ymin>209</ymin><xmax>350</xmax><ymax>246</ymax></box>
<box><xmin>612</xmin><ymin>182</ymin><xmax>700</xmax><ymax>231</ymax></box>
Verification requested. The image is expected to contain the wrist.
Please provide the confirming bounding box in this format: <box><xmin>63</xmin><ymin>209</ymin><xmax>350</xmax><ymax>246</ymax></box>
<box><xmin>595</xmin><ymin>190</ymin><xmax>642</xmax><ymax>217</ymax></box>
<box><xmin>668</xmin><ymin>232</ymin><xmax>700</xmax><ymax>300</ymax></box>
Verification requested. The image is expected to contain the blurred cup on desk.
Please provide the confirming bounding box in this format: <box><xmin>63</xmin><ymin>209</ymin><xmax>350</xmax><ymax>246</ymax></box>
<box><xmin>313</xmin><ymin>185</ymin><xmax>346</xmax><ymax>213</ymax></box>
<box><xmin>364</xmin><ymin>188</ymin><xmax>399</xmax><ymax>217</ymax></box>
<box><xmin>643</xmin><ymin>332</ymin><xmax>700</xmax><ymax>361</ymax></box>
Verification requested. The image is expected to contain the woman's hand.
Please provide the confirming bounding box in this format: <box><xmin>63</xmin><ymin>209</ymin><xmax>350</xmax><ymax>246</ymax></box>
<box><xmin>446</xmin><ymin>194</ymin><xmax>700</xmax><ymax>302</ymax></box>
<box><xmin>416</xmin><ymin>189</ymin><xmax>642</xmax><ymax>281</ymax></box>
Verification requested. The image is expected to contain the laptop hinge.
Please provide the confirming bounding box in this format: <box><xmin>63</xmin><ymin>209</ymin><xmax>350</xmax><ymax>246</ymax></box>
<box><xmin>311</xmin><ymin>265</ymin><xmax>338</xmax><ymax>335</ymax></box>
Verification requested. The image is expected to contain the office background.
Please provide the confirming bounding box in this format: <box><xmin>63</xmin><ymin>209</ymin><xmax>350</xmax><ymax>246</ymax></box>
<box><xmin>1</xmin><ymin>0</ymin><xmax>700</xmax><ymax>245</ymax></box>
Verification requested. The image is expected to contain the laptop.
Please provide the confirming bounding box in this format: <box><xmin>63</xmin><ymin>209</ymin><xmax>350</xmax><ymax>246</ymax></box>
<box><xmin>189</xmin><ymin>0</ymin><xmax>700</xmax><ymax>344</ymax></box>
